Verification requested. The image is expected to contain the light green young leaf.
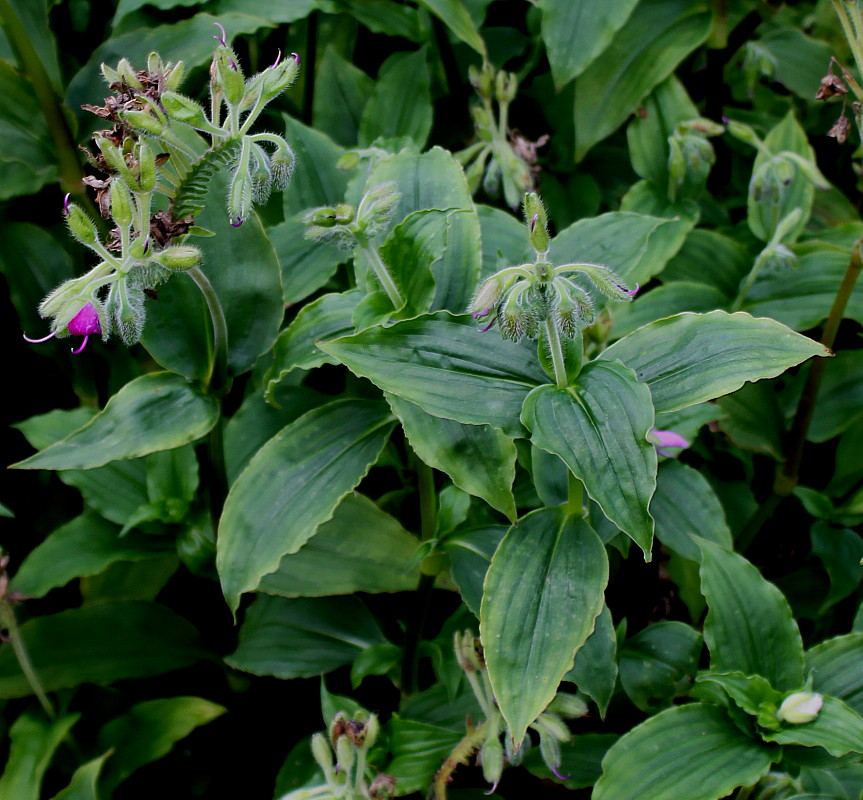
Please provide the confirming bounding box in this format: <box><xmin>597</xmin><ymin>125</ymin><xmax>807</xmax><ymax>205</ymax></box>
<box><xmin>49</xmin><ymin>752</ymin><xmax>111</xmax><ymax>800</ymax></box>
<box><xmin>418</xmin><ymin>0</ymin><xmax>486</xmax><ymax>55</ymax></box>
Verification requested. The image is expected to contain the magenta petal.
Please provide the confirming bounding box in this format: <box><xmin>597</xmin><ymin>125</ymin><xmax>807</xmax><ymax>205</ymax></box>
<box><xmin>67</xmin><ymin>303</ymin><xmax>102</xmax><ymax>336</ymax></box>
<box><xmin>70</xmin><ymin>335</ymin><xmax>89</xmax><ymax>355</ymax></box>
<box><xmin>23</xmin><ymin>330</ymin><xmax>57</xmax><ymax>344</ymax></box>
<box><xmin>651</xmin><ymin>430</ymin><xmax>690</xmax><ymax>449</ymax></box>
<box><xmin>627</xmin><ymin>283</ymin><xmax>640</xmax><ymax>297</ymax></box>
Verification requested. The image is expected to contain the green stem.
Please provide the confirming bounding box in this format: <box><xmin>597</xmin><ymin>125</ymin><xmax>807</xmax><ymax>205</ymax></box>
<box><xmin>545</xmin><ymin>318</ymin><xmax>568</xmax><ymax>388</ymax></box>
<box><xmin>357</xmin><ymin>237</ymin><xmax>403</xmax><ymax>310</ymax></box>
<box><xmin>731</xmin><ymin>248</ymin><xmax>768</xmax><ymax>312</ymax></box>
<box><xmin>0</xmin><ymin>602</ymin><xmax>55</xmax><ymax>719</ymax></box>
<box><xmin>832</xmin><ymin>0</ymin><xmax>863</xmax><ymax>93</ymax></box>
<box><xmin>566</xmin><ymin>471</ymin><xmax>584</xmax><ymax>518</ymax></box>
<box><xmin>433</xmin><ymin>720</ymin><xmax>490</xmax><ymax>800</ymax></box>
<box><xmin>188</xmin><ymin>266</ymin><xmax>229</xmax><ymax>397</ymax></box>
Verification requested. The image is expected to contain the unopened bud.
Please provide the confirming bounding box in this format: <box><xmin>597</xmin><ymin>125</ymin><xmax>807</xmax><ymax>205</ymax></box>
<box><xmin>161</xmin><ymin>91</ymin><xmax>210</xmax><ymax>127</ymax></box>
<box><xmin>214</xmin><ymin>48</ymin><xmax>245</xmax><ymax>106</ymax></box>
<box><xmin>777</xmin><ymin>692</ymin><xmax>823</xmax><ymax>724</ymax></box>
<box><xmin>261</xmin><ymin>57</ymin><xmax>301</xmax><ymax>101</ymax></box>
<box><xmin>335</xmin><ymin>734</ymin><xmax>354</xmax><ymax>772</ymax></box>
<box><xmin>154</xmin><ymin>245</ymin><xmax>203</xmax><ymax>271</ymax></box>
<box><xmin>337</xmin><ymin>152</ymin><xmax>360</xmax><ymax>170</ymax></box>
<box><xmin>120</xmin><ymin>110</ymin><xmax>166</xmax><ymax>136</ymax></box>
<box><xmin>116</xmin><ymin>58</ymin><xmax>142</xmax><ymax>89</ymax></box>
<box><xmin>311</xmin><ymin>732</ymin><xmax>333</xmax><ymax>772</ymax></box>
<box><xmin>480</xmin><ymin>733</ymin><xmax>504</xmax><ymax>785</ymax></box>
<box><xmin>495</xmin><ymin>70</ymin><xmax>517</xmax><ymax>103</ymax></box>
<box><xmin>136</xmin><ymin>141</ymin><xmax>157</xmax><ymax>193</ymax></box>
<box><xmin>66</xmin><ymin>204</ymin><xmax>100</xmax><ymax>247</ymax></box>
<box><xmin>725</xmin><ymin>119</ymin><xmax>762</xmax><ymax>149</ymax></box>
<box><xmin>363</xmin><ymin>715</ymin><xmax>380</xmax><ymax>751</ymax></box>
<box><xmin>166</xmin><ymin>61</ymin><xmax>185</xmax><ymax>92</ymax></box>
<box><xmin>547</xmin><ymin>692</ymin><xmax>589</xmax><ymax>719</ymax></box>
<box><xmin>524</xmin><ymin>192</ymin><xmax>550</xmax><ymax>253</ymax></box>
<box><xmin>109</xmin><ymin>179</ymin><xmax>133</xmax><ymax>227</ymax></box>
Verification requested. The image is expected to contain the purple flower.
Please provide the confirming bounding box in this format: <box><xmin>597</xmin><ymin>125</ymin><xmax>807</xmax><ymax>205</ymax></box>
<box><xmin>647</xmin><ymin>429</ymin><xmax>690</xmax><ymax>458</ymax></box>
<box><xmin>23</xmin><ymin>302</ymin><xmax>102</xmax><ymax>355</ymax></box>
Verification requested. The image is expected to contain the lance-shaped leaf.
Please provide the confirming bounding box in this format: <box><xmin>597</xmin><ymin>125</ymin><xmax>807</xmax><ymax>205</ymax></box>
<box><xmin>762</xmin><ymin>696</ymin><xmax>863</xmax><ymax>758</ymax></box>
<box><xmin>593</xmin><ymin>703</ymin><xmax>774</xmax><ymax>800</ymax></box>
<box><xmin>481</xmin><ymin>507</ymin><xmax>608</xmax><ymax>744</ymax></box>
<box><xmin>700</xmin><ymin>540</ymin><xmax>804</xmax><ymax>691</ymax></box>
<box><xmin>599</xmin><ymin>311</ymin><xmax>830</xmax><ymax>413</ymax></box>
<box><xmin>565</xmin><ymin>605</ymin><xmax>618</xmax><ymax>718</ymax></box>
<box><xmin>218</xmin><ymin>399</ymin><xmax>396</xmax><ymax>613</ymax></box>
<box><xmin>417</xmin><ymin>0</ymin><xmax>486</xmax><ymax>55</ymax></box>
<box><xmin>388</xmin><ymin>394</ymin><xmax>517</xmax><ymax>521</ymax></box>
<box><xmin>806</xmin><ymin>633</ymin><xmax>863</xmax><ymax>715</ymax></box>
<box><xmin>12</xmin><ymin>373</ymin><xmax>219</xmax><ymax>470</ymax></box>
<box><xmin>521</xmin><ymin>362</ymin><xmax>656</xmax><ymax>555</ymax></box>
<box><xmin>49</xmin><ymin>752</ymin><xmax>111</xmax><ymax>800</ymax></box>
<box><xmin>319</xmin><ymin>313</ymin><xmax>546</xmax><ymax>436</ymax></box>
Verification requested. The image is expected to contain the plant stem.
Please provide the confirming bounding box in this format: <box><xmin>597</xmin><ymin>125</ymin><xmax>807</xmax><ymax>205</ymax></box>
<box><xmin>357</xmin><ymin>238</ymin><xmax>404</xmax><ymax>310</ymax></box>
<box><xmin>832</xmin><ymin>0</ymin><xmax>863</xmax><ymax>94</ymax></box>
<box><xmin>0</xmin><ymin>602</ymin><xmax>55</xmax><ymax>719</ymax></box>
<box><xmin>544</xmin><ymin>319</ymin><xmax>568</xmax><ymax>389</ymax></box>
<box><xmin>737</xmin><ymin>240</ymin><xmax>862</xmax><ymax>551</ymax></box>
<box><xmin>433</xmin><ymin>720</ymin><xmax>490</xmax><ymax>800</ymax></box>
<box><xmin>566</xmin><ymin>471</ymin><xmax>584</xmax><ymax>518</ymax></box>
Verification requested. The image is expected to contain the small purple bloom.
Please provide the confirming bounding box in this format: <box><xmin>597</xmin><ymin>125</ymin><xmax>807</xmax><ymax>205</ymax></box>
<box><xmin>647</xmin><ymin>429</ymin><xmax>690</xmax><ymax>458</ymax></box>
<box><xmin>23</xmin><ymin>302</ymin><xmax>102</xmax><ymax>355</ymax></box>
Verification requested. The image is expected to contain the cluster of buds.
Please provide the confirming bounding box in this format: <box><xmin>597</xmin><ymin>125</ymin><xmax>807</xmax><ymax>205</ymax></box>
<box><xmin>303</xmin><ymin>182</ymin><xmax>400</xmax><ymax>248</ymax></box>
<box><xmin>447</xmin><ymin>631</ymin><xmax>588</xmax><ymax>792</ymax></box>
<box><xmin>667</xmin><ymin>118</ymin><xmax>724</xmax><ymax>201</ymax></box>
<box><xmin>455</xmin><ymin>63</ymin><xmax>548</xmax><ymax>209</ymax></box>
<box><xmin>279</xmin><ymin>711</ymin><xmax>393</xmax><ymax>800</ymax></box>
<box><xmin>469</xmin><ymin>193</ymin><xmax>635</xmax><ymax>343</ymax></box>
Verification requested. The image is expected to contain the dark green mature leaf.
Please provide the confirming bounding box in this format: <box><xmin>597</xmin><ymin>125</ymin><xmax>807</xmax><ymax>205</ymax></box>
<box><xmin>360</xmin><ymin>48</ymin><xmax>432</xmax><ymax>148</ymax></box>
<box><xmin>522</xmin><ymin>362</ymin><xmax>657</xmax><ymax>555</ymax></box>
<box><xmin>320</xmin><ymin>313</ymin><xmax>546</xmax><ymax>436</ymax></box>
<box><xmin>652</xmin><ymin>461</ymin><xmax>733</xmax><ymax>562</ymax></box>
<box><xmin>477</xmin><ymin>204</ymin><xmax>531</xmax><ymax>277</ymax></box>
<box><xmin>387</xmin><ymin>716</ymin><xmax>463</xmax><ymax>796</ymax></box>
<box><xmin>218</xmin><ymin>399</ymin><xmax>396</xmax><ymax>613</ymax></box>
<box><xmin>599</xmin><ymin>311</ymin><xmax>830</xmax><ymax>413</ymax></box>
<box><xmin>12</xmin><ymin>373</ymin><xmax>219</xmax><ymax>471</ymax></box>
<box><xmin>388</xmin><ymin>395</ymin><xmax>517</xmax><ymax>520</ymax></box>
<box><xmin>758</xmin><ymin>26</ymin><xmax>833</xmax><ymax>100</ymax></box>
<box><xmin>700</xmin><ymin>540</ymin><xmax>804</xmax><ymax>691</ymax></box>
<box><xmin>811</xmin><ymin>524</ymin><xmax>863</xmax><ymax>611</ymax></box>
<box><xmin>444</xmin><ymin>526</ymin><xmax>507</xmax><ymax>618</ymax></box>
<box><xmin>662</xmin><ymin>229</ymin><xmax>751</xmax><ymax>297</ymax></box>
<box><xmin>539</xmin><ymin>0</ymin><xmax>638</xmax><ymax>89</ymax></box>
<box><xmin>717</xmin><ymin>382</ymin><xmax>785</xmax><ymax>460</ymax></box>
<box><xmin>806</xmin><ymin>634</ymin><xmax>863</xmax><ymax>716</ymax></box>
<box><xmin>565</xmin><ymin>605</ymin><xmax>617</xmax><ymax>717</ymax></box>
<box><xmin>49</xmin><ymin>753</ymin><xmax>111</xmax><ymax>800</ymax></box>
<box><xmin>572</xmin><ymin>0</ymin><xmax>712</xmax><ymax>160</ymax></box>
<box><xmin>612</xmin><ymin>282</ymin><xmax>729</xmax><ymax>340</ymax></box>
<box><xmin>481</xmin><ymin>507</ymin><xmax>608</xmax><ymax>743</ymax></box>
<box><xmin>11</xmin><ymin>512</ymin><xmax>174</xmax><ymax>598</ymax></box>
<box><xmin>762</xmin><ymin>697</ymin><xmax>863</xmax><ymax>757</ymax></box>
<box><xmin>593</xmin><ymin>703</ymin><xmax>774</xmax><ymax>800</ymax></box>
<box><xmin>258</xmin><ymin>493</ymin><xmax>420</xmax><ymax>597</ymax></box>
<box><xmin>418</xmin><ymin>0</ymin><xmax>486</xmax><ymax>55</ymax></box>
<box><xmin>0</xmin><ymin>601</ymin><xmax>207</xmax><ymax>698</ymax></box>
<box><xmin>0</xmin><ymin>713</ymin><xmax>79</xmax><ymax>800</ymax></box>
<box><xmin>226</xmin><ymin>595</ymin><xmax>387</xmax><ymax>678</ymax></box>
<box><xmin>313</xmin><ymin>46</ymin><xmax>374</xmax><ymax>145</ymax></box>
<box><xmin>526</xmin><ymin>733</ymin><xmax>619</xmax><ymax>789</ymax></box>
<box><xmin>805</xmin><ymin>350</ymin><xmax>863</xmax><ymax>442</ymax></box>
<box><xmin>97</xmin><ymin>697</ymin><xmax>226</xmax><ymax>793</ymax></box>
<box><xmin>619</xmin><ymin>621</ymin><xmax>702</xmax><ymax>712</ymax></box>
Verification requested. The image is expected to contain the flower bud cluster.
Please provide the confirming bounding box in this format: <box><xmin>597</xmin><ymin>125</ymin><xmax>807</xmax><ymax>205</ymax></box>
<box><xmin>667</xmin><ymin>118</ymin><xmax>724</xmax><ymax>201</ymax></box>
<box><xmin>469</xmin><ymin>193</ymin><xmax>634</xmax><ymax>343</ymax></box>
<box><xmin>302</xmin><ymin>183</ymin><xmax>400</xmax><ymax>248</ymax></box>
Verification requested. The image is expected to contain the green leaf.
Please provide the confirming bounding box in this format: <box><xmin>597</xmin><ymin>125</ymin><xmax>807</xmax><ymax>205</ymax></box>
<box><xmin>662</xmin><ymin>229</ymin><xmax>751</xmax><ymax>297</ymax></box>
<box><xmin>539</xmin><ymin>0</ymin><xmax>638</xmax><ymax>88</ymax></box>
<box><xmin>49</xmin><ymin>753</ymin><xmax>111</xmax><ymax>800</ymax></box>
<box><xmin>525</xmin><ymin>733</ymin><xmax>619</xmax><ymax>789</ymax></box>
<box><xmin>619</xmin><ymin>621</ymin><xmax>703</xmax><ymax>712</ymax></box>
<box><xmin>521</xmin><ymin>362</ymin><xmax>657</xmax><ymax>555</ymax></box>
<box><xmin>565</xmin><ymin>605</ymin><xmax>618</xmax><ymax>717</ymax></box>
<box><xmin>651</xmin><ymin>461</ymin><xmax>733</xmax><ymax>562</ymax></box>
<box><xmin>12</xmin><ymin>373</ymin><xmax>219</xmax><ymax>471</ymax></box>
<box><xmin>320</xmin><ymin>313</ymin><xmax>546</xmax><ymax>436</ymax></box>
<box><xmin>477</xmin><ymin>204</ymin><xmax>532</xmax><ymax>277</ymax></box>
<box><xmin>804</xmin><ymin>350</ymin><xmax>863</xmax><ymax>442</ymax></box>
<box><xmin>700</xmin><ymin>540</ymin><xmax>804</xmax><ymax>691</ymax></box>
<box><xmin>612</xmin><ymin>282</ymin><xmax>729</xmax><ymax>340</ymax></box>
<box><xmin>762</xmin><ymin>696</ymin><xmax>863</xmax><ymax>757</ymax></box>
<box><xmin>218</xmin><ymin>399</ymin><xmax>396</xmax><ymax>613</ymax></box>
<box><xmin>388</xmin><ymin>394</ymin><xmax>517</xmax><ymax>521</ymax></box>
<box><xmin>758</xmin><ymin>26</ymin><xmax>833</xmax><ymax>100</ymax></box>
<box><xmin>11</xmin><ymin>512</ymin><xmax>174</xmax><ymax>598</ymax></box>
<box><xmin>387</xmin><ymin>716</ymin><xmax>464</xmax><ymax>796</ymax></box>
<box><xmin>811</xmin><ymin>524</ymin><xmax>863</xmax><ymax>611</ymax></box>
<box><xmin>695</xmin><ymin>671</ymin><xmax>781</xmax><ymax>722</ymax></box>
<box><xmin>360</xmin><ymin>48</ymin><xmax>432</xmax><ymax>148</ymax></box>
<box><xmin>443</xmin><ymin>526</ymin><xmax>507</xmax><ymax>618</ymax></box>
<box><xmin>806</xmin><ymin>633</ymin><xmax>863</xmax><ymax>716</ymax></box>
<box><xmin>418</xmin><ymin>0</ymin><xmax>486</xmax><ymax>55</ymax></box>
<box><xmin>481</xmin><ymin>507</ymin><xmax>608</xmax><ymax>743</ymax></box>
<box><xmin>226</xmin><ymin>595</ymin><xmax>387</xmax><ymax>678</ymax></box>
<box><xmin>716</xmin><ymin>382</ymin><xmax>785</xmax><ymax>460</ymax></box>
<box><xmin>257</xmin><ymin>493</ymin><xmax>420</xmax><ymax>597</ymax></box>
<box><xmin>593</xmin><ymin>703</ymin><xmax>774</xmax><ymax>800</ymax></box>
<box><xmin>0</xmin><ymin>601</ymin><xmax>207</xmax><ymax>698</ymax></box>
<box><xmin>599</xmin><ymin>311</ymin><xmax>830</xmax><ymax>413</ymax></box>
<box><xmin>313</xmin><ymin>46</ymin><xmax>374</xmax><ymax>146</ymax></box>
<box><xmin>97</xmin><ymin>697</ymin><xmax>226</xmax><ymax>793</ymax></box>
<box><xmin>0</xmin><ymin>713</ymin><xmax>80</xmax><ymax>800</ymax></box>
<box><xmin>572</xmin><ymin>0</ymin><xmax>712</xmax><ymax>160</ymax></box>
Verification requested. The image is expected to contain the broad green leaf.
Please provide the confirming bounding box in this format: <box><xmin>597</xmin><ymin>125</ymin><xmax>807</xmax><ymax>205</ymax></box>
<box><xmin>81</xmin><ymin>557</ymin><xmax>179</xmax><ymax>603</ymax></box>
<box><xmin>97</xmin><ymin>697</ymin><xmax>226</xmax><ymax>793</ymax></box>
<box><xmin>804</xmin><ymin>350</ymin><xmax>863</xmax><ymax>442</ymax></box>
<box><xmin>619</xmin><ymin>621</ymin><xmax>702</xmax><ymax>712</ymax></box>
<box><xmin>49</xmin><ymin>753</ymin><xmax>111</xmax><ymax>800</ymax></box>
<box><xmin>0</xmin><ymin>601</ymin><xmax>207</xmax><ymax>698</ymax></box>
<box><xmin>418</xmin><ymin>0</ymin><xmax>486</xmax><ymax>55</ymax></box>
<box><xmin>565</xmin><ymin>605</ymin><xmax>618</xmax><ymax>717</ymax></box>
<box><xmin>762</xmin><ymin>696</ymin><xmax>863</xmax><ymax>757</ymax></box>
<box><xmin>806</xmin><ymin>634</ymin><xmax>863</xmax><ymax>716</ymax></box>
<box><xmin>612</xmin><ymin>282</ymin><xmax>729</xmax><ymax>340</ymax></box>
<box><xmin>525</xmin><ymin>733</ymin><xmax>619</xmax><ymax>789</ymax></box>
<box><xmin>811</xmin><ymin>524</ymin><xmax>863</xmax><ymax>611</ymax></box>
<box><xmin>387</xmin><ymin>716</ymin><xmax>463</xmax><ymax>796</ymax></box>
<box><xmin>717</xmin><ymin>382</ymin><xmax>785</xmax><ymax>460</ymax></box>
<box><xmin>365</xmin><ymin>148</ymin><xmax>481</xmax><ymax>312</ymax></box>
<box><xmin>226</xmin><ymin>595</ymin><xmax>386</xmax><ymax>678</ymax></box>
<box><xmin>280</xmin><ymin>115</ymin><xmax>348</xmax><ymax>213</ymax></box>
<box><xmin>0</xmin><ymin>713</ymin><xmax>79</xmax><ymax>800</ymax></box>
<box><xmin>521</xmin><ymin>362</ymin><xmax>657</xmax><ymax>555</ymax></box>
<box><xmin>539</xmin><ymin>0</ymin><xmax>638</xmax><ymax>88</ymax></box>
<box><xmin>549</xmin><ymin>211</ymin><xmax>692</xmax><ymax>289</ymax></box>
<box><xmin>12</xmin><ymin>373</ymin><xmax>219</xmax><ymax>471</ymax></box>
<box><xmin>218</xmin><ymin>399</ymin><xmax>396</xmax><ymax>613</ymax></box>
<box><xmin>662</xmin><ymin>229</ymin><xmax>751</xmax><ymax>297</ymax></box>
<box><xmin>700</xmin><ymin>540</ymin><xmax>804</xmax><ymax>691</ymax></box>
<box><xmin>695</xmin><ymin>672</ymin><xmax>781</xmax><ymax>721</ymax></box>
<box><xmin>264</xmin><ymin>290</ymin><xmax>362</xmax><ymax>403</ymax></box>
<box><xmin>481</xmin><ymin>507</ymin><xmax>608</xmax><ymax>743</ymax></box>
<box><xmin>313</xmin><ymin>46</ymin><xmax>374</xmax><ymax>146</ymax></box>
<box><xmin>11</xmin><ymin>512</ymin><xmax>174</xmax><ymax>598</ymax></box>
<box><xmin>1</xmin><ymin>0</ymin><xmax>62</xmax><ymax>88</ymax></box>
<box><xmin>334</xmin><ymin>0</ymin><xmax>422</xmax><ymax>40</ymax></box>
<box><xmin>758</xmin><ymin>26</ymin><xmax>833</xmax><ymax>100</ymax></box>
<box><xmin>442</xmin><ymin>525</ymin><xmax>507</xmax><ymax>617</ymax></box>
<box><xmin>112</xmin><ymin>0</ymin><xmax>205</xmax><ymax>24</ymax></box>
<box><xmin>208</xmin><ymin>0</ymin><xmax>316</xmax><ymax>22</ymax></box>
<box><xmin>477</xmin><ymin>204</ymin><xmax>531</xmax><ymax>277</ymax></box>
<box><xmin>258</xmin><ymin>493</ymin><xmax>420</xmax><ymax>597</ymax></box>
<box><xmin>593</xmin><ymin>703</ymin><xmax>774</xmax><ymax>800</ymax></box>
<box><xmin>744</xmin><ymin>243</ymin><xmax>863</xmax><ymax>331</ymax></box>
<box><xmin>388</xmin><ymin>394</ymin><xmax>517</xmax><ymax>521</ymax></box>
<box><xmin>319</xmin><ymin>313</ymin><xmax>546</xmax><ymax>436</ymax></box>
<box><xmin>573</xmin><ymin>0</ymin><xmax>712</xmax><ymax>160</ymax></box>
<box><xmin>360</xmin><ymin>49</ymin><xmax>432</xmax><ymax>148</ymax></box>
<box><xmin>599</xmin><ymin>311</ymin><xmax>830</xmax><ymax>413</ymax></box>
<box><xmin>652</xmin><ymin>461</ymin><xmax>733</xmax><ymax>562</ymax></box>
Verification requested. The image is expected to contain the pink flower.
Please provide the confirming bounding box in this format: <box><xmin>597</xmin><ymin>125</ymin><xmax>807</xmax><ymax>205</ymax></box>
<box><xmin>23</xmin><ymin>302</ymin><xmax>102</xmax><ymax>355</ymax></box>
<box><xmin>647</xmin><ymin>429</ymin><xmax>690</xmax><ymax>458</ymax></box>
